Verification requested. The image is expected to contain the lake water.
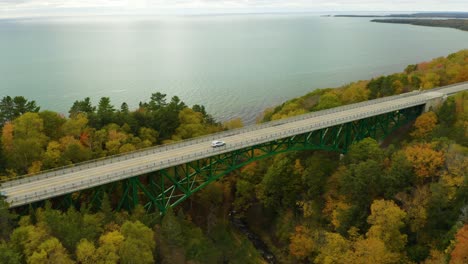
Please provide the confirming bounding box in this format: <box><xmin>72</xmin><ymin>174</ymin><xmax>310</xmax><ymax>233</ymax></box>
<box><xmin>1</xmin><ymin>14</ymin><xmax>468</xmax><ymax>124</ymax></box>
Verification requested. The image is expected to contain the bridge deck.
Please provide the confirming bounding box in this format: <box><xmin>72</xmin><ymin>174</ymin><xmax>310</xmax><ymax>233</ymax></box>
<box><xmin>1</xmin><ymin>83</ymin><xmax>467</xmax><ymax>207</ymax></box>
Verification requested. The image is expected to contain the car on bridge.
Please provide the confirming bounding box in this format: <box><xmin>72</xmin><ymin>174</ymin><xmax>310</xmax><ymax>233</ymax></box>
<box><xmin>211</xmin><ymin>140</ymin><xmax>226</xmax><ymax>148</ymax></box>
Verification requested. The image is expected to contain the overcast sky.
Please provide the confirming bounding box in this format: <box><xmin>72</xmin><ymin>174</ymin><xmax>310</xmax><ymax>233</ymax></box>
<box><xmin>1</xmin><ymin>0</ymin><xmax>467</xmax><ymax>19</ymax></box>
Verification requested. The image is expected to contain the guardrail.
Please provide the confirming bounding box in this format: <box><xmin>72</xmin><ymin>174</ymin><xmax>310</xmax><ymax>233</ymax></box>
<box><xmin>5</xmin><ymin>91</ymin><xmax>439</xmax><ymax>207</ymax></box>
<box><xmin>1</xmin><ymin>82</ymin><xmax>467</xmax><ymax>189</ymax></box>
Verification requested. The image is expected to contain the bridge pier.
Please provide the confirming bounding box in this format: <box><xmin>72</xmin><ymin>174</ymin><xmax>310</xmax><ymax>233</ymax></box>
<box><xmin>423</xmin><ymin>92</ymin><xmax>447</xmax><ymax>112</ymax></box>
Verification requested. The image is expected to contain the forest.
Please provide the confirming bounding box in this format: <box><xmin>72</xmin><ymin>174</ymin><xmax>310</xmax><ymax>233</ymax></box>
<box><xmin>0</xmin><ymin>49</ymin><xmax>467</xmax><ymax>263</ymax></box>
<box><xmin>372</xmin><ymin>19</ymin><xmax>468</xmax><ymax>32</ymax></box>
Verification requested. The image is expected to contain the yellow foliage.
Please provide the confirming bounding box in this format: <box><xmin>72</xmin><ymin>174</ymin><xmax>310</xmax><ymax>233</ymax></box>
<box><xmin>392</xmin><ymin>80</ymin><xmax>404</xmax><ymax>94</ymax></box>
<box><xmin>315</xmin><ymin>232</ymin><xmax>350</xmax><ymax>264</ymax></box>
<box><xmin>331</xmin><ymin>200</ymin><xmax>351</xmax><ymax>231</ymax></box>
<box><xmin>271</xmin><ymin>101</ymin><xmax>307</xmax><ymax>120</ymax></box>
<box><xmin>119</xmin><ymin>143</ymin><xmax>136</xmax><ymax>154</ymax></box>
<box><xmin>411</xmin><ymin>112</ymin><xmax>438</xmax><ymax>139</ymax></box>
<box><xmin>404</xmin><ymin>143</ymin><xmax>445</xmax><ymax>180</ymax></box>
<box><xmin>289</xmin><ymin>225</ymin><xmax>315</xmax><ymax>260</ymax></box>
<box><xmin>366</xmin><ymin>199</ymin><xmax>407</xmax><ymax>252</ymax></box>
<box><xmin>423</xmin><ymin>250</ymin><xmax>446</xmax><ymax>264</ymax></box>
<box><xmin>28</xmin><ymin>161</ymin><xmax>42</xmax><ymax>174</ymax></box>
<box><xmin>76</xmin><ymin>239</ymin><xmax>96</xmax><ymax>264</ymax></box>
<box><xmin>223</xmin><ymin>118</ymin><xmax>244</xmax><ymax>130</ymax></box>
<box><xmin>421</xmin><ymin>72</ymin><xmax>441</xmax><ymax>89</ymax></box>
<box><xmin>340</xmin><ymin>81</ymin><xmax>370</xmax><ymax>104</ymax></box>
<box><xmin>108</xmin><ymin>129</ymin><xmax>128</xmax><ymax>143</ymax></box>
<box><xmin>99</xmin><ymin>230</ymin><xmax>124</xmax><ymax>248</ymax></box>
<box><xmin>294</xmin><ymin>159</ymin><xmax>304</xmax><ymax>175</ymax></box>
<box><xmin>59</xmin><ymin>135</ymin><xmax>82</xmax><ymax>150</ymax></box>
<box><xmin>29</xmin><ymin>237</ymin><xmax>74</xmax><ymax>264</ymax></box>
<box><xmin>322</xmin><ymin>166</ymin><xmax>347</xmax><ymax>217</ymax></box>
<box><xmin>441</xmin><ymin>173</ymin><xmax>464</xmax><ymax>201</ymax></box>
<box><xmin>95</xmin><ymin>230</ymin><xmax>124</xmax><ymax>264</ymax></box>
<box><xmin>346</xmin><ymin>237</ymin><xmax>400</xmax><ymax>264</ymax></box>
<box><xmin>61</xmin><ymin>113</ymin><xmax>88</xmax><ymax>138</ymax></box>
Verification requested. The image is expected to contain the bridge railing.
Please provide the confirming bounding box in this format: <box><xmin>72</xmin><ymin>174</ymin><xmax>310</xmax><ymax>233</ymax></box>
<box><xmin>1</xmin><ymin>82</ymin><xmax>466</xmax><ymax>188</ymax></box>
<box><xmin>6</xmin><ymin>94</ymin><xmax>434</xmax><ymax>207</ymax></box>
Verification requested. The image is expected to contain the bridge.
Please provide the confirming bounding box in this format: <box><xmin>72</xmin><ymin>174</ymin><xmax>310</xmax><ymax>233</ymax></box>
<box><xmin>1</xmin><ymin>82</ymin><xmax>467</xmax><ymax>213</ymax></box>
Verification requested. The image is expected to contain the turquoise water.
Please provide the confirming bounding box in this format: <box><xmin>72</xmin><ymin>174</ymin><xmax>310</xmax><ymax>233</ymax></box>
<box><xmin>1</xmin><ymin>14</ymin><xmax>468</xmax><ymax>123</ymax></box>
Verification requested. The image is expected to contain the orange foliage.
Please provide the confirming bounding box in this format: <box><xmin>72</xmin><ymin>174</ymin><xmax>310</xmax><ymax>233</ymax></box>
<box><xmin>411</xmin><ymin>112</ymin><xmax>438</xmax><ymax>139</ymax></box>
<box><xmin>289</xmin><ymin>225</ymin><xmax>315</xmax><ymax>259</ymax></box>
<box><xmin>404</xmin><ymin>143</ymin><xmax>445</xmax><ymax>180</ymax></box>
<box><xmin>417</xmin><ymin>62</ymin><xmax>430</xmax><ymax>71</ymax></box>
<box><xmin>80</xmin><ymin>131</ymin><xmax>90</xmax><ymax>147</ymax></box>
<box><xmin>450</xmin><ymin>224</ymin><xmax>468</xmax><ymax>264</ymax></box>
<box><xmin>240</xmin><ymin>162</ymin><xmax>257</xmax><ymax>177</ymax></box>
<box><xmin>1</xmin><ymin>122</ymin><xmax>14</xmax><ymax>152</ymax></box>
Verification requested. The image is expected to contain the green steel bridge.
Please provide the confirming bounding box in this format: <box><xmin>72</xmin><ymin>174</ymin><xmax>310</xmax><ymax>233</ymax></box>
<box><xmin>1</xmin><ymin>83</ymin><xmax>467</xmax><ymax>213</ymax></box>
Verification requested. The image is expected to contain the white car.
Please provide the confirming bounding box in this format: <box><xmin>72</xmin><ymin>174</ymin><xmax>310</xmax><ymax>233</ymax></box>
<box><xmin>211</xmin><ymin>140</ymin><xmax>226</xmax><ymax>148</ymax></box>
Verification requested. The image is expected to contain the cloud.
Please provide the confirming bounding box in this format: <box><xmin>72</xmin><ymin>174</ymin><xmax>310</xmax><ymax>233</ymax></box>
<box><xmin>1</xmin><ymin>0</ymin><xmax>467</xmax><ymax>18</ymax></box>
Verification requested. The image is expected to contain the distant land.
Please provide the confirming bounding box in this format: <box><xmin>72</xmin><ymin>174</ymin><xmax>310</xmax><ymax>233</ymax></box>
<box><xmin>371</xmin><ymin>19</ymin><xmax>468</xmax><ymax>32</ymax></box>
<box><xmin>334</xmin><ymin>12</ymin><xmax>468</xmax><ymax>32</ymax></box>
<box><xmin>335</xmin><ymin>12</ymin><xmax>468</xmax><ymax>18</ymax></box>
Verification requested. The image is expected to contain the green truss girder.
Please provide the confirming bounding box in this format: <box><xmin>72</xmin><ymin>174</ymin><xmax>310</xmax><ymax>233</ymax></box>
<box><xmin>112</xmin><ymin>105</ymin><xmax>423</xmax><ymax>214</ymax></box>
<box><xmin>23</xmin><ymin>105</ymin><xmax>423</xmax><ymax>214</ymax></box>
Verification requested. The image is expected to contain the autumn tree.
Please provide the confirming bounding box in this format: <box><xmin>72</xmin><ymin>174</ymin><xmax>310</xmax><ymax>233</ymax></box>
<box><xmin>10</xmin><ymin>224</ymin><xmax>73</xmax><ymax>264</ymax></box>
<box><xmin>339</xmin><ymin>81</ymin><xmax>370</xmax><ymax>104</ymax></box>
<box><xmin>119</xmin><ymin>221</ymin><xmax>155</xmax><ymax>264</ymax></box>
<box><xmin>271</xmin><ymin>101</ymin><xmax>307</xmax><ymax>120</ymax></box>
<box><xmin>404</xmin><ymin>143</ymin><xmax>445</xmax><ymax>182</ymax></box>
<box><xmin>346</xmin><ymin>237</ymin><xmax>400</xmax><ymax>264</ymax></box>
<box><xmin>367</xmin><ymin>199</ymin><xmax>407</xmax><ymax>252</ymax></box>
<box><xmin>61</xmin><ymin>113</ymin><xmax>88</xmax><ymax>139</ymax></box>
<box><xmin>40</xmin><ymin>206</ymin><xmax>102</xmax><ymax>253</ymax></box>
<box><xmin>28</xmin><ymin>237</ymin><xmax>74</xmax><ymax>264</ymax></box>
<box><xmin>314</xmin><ymin>92</ymin><xmax>342</xmax><ymax>111</ymax></box>
<box><xmin>95</xmin><ymin>230</ymin><xmax>124</xmax><ymax>263</ymax></box>
<box><xmin>289</xmin><ymin>225</ymin><xmax>316</xmax><ymax>261</ymax></box>
<box><xmin>42</xmin><ymin>141</ymin><xmax>62</xmax><ymax>169</ymax></box>
<box><xmin>1</xmin><ymin>122</ymin><xmax>14</xmax><ymax>153</ymax></box>
<box><xmin>3</xmin><ymin>113</ymin><xmax>47</xmax><ymax>173</ymax></box>
<box><xmin>75</xmin><ymin>239</ymin><xmax>96</xmax><ymax>264</ymax></box>
<box><xmin>314</xmin><ymin>232</ymin><xmax>350</xmax><ymax>264</ymax></box>
<box><xmin>450</xmin><ymin>224</ymin><xmax>468</xmax><ymax>264</ymax></box>
<box><xmin>172</xmin><ymin>108</ymin><xmax>207</xmax><ymax>140</ymax></box>
<box><xmin>223</xmin><ymin>118</ymin><xmax>244</xmax><ymax>130</ymax></box>
<box><xmin>411</xmin><ymin>111</ymin><xmax>438</xmax><ymax>140</ymax></box>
